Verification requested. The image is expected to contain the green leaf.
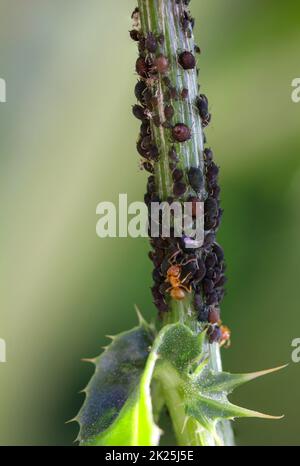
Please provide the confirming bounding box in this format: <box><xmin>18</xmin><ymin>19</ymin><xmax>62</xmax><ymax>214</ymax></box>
<box><xmin>76</xmin><ymin>316</ymin><xmax>161</xmax><ymax>446</ymax></box>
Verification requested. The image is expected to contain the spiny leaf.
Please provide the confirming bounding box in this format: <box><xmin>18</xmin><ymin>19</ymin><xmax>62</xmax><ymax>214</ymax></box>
<box><xmin>76</xmin><ymin>316</ymin><xmax>159</xmax><ymax>446</ymax></box>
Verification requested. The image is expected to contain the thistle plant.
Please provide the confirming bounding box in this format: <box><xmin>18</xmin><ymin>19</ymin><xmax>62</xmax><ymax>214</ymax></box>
<box><xmin>75</xmin><ymin>0</ymin><xmax>284</xmax><ymax>446</ymax></box>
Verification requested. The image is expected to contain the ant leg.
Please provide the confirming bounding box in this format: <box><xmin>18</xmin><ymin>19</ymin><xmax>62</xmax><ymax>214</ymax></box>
<box><xmin>181</xmin><ymin>272</ymin><xmax>192</xmax><ymax>284</ymax></box>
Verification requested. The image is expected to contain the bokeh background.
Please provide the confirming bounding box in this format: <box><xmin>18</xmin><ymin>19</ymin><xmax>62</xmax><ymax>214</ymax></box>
<box><xmin>0</xmin><ymin>0</ymin><xmax>299</xmax><ymax>446</ymax></box>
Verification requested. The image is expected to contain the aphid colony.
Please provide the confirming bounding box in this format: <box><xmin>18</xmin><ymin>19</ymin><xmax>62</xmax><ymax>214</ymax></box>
<box><xmin>130</xmin><ymin>3</ymin><xmax>230</xmax><ymax>346</ymax></box>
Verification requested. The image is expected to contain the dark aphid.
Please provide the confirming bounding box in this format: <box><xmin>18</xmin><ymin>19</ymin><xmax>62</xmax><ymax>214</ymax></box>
<box><xmin>206</xmin><ymin>291</ymin><xmax>218</xmax><ymax>306</ymax></box>
<box><xmin>193</xmin><ymin>259</ymin><xmax>206</xmax><ymax>283</ymax></box>
<box><xmin>140</xmin><ymin>121</ymin><xmax>150</xmax><ymax>137</ymax></box>
<box><xmin>203</xmin><ymin>279</ymin><xmax>214</xmax><ymax>294</ymax></box>
<box><xmin>141</xmin><ymin>161</ymin><xmax>154</xmax><ymax>173</ymax></box>
<box><xmin>149</xmin><ymin>144</ymin><xmax>159</xmax><ymax>161</ymax></box>
<box><xmin>181</xmin><ymin>88</ymin><xmax>189</xmax><ymax>99</ymax></box>
<box><xmin>203</xmin><ymin>232</ymin><xmax>215</xmax><ymax>249</ymax></box>
<box><xmin>172</xmin><ymin>168</ymin><xmax>183</xmax><ymax>182</ymax></box>
<box><xmin>141</xmin><ymin>135</ymin><xmax>152</xmax><ymax>151</ymax></box>
<box><xmin>182</xmin><ymin>259</ymin><xmax>198</xmax><ymax>277</ymax></box>
<box><xmin>194</xmin><ymin>45</ymin><xmax>201</xmax><ymax>54</ymax></box>
<box><xmin>205</xmin><ymin>252</ymin><xmax>217</xmax><ymax>269</ymax></box>
<box><xmin>138</xmin><ymin>36</ymin><xmax>146</xmax><ymax>54</ymax></box>
<box><xmin>152</xmin><ymin>267</ymin><xmax>162</xmax><ymax>283</ymax></box>
<box><xmin>205</xmin><ymin>197</ymin><xmax>218</xmax><ymax>216</ymax></box>
<box><xmin>169</xmin><ymin>147</ymin><xmax>179</xmax><ymax>162</ymax></box>
<box><xmin>132</xmin><ymin>104</ymin><xmax>146</xmax><ymax>121</ymax></box>
<box><xmin>194</xmin><ymin>293</ymin><xmax>203</xmax><ymax>313</ymax></box>
<box><xmin>204</xmin><ymin>147</ymin><xmax>213</xmax><ymax>163</ymax></box>
<box><xmin>129</xmin><ymin>29</ymin><xmax>140</xmax><ymax>41</ymax></box>
<box><xmin>213</xmin><ymin>243</ymin><xmax>224</xmax><ymax>262</ymax></box>
<box><xmin>204</xmin><ymin>214</ymin><xmax>217</xmax><ymax>231</ymax></box>
<box><xmin>145</xmin><ymin>32</ymin><xmax>158</xmax><ymax>53</ymax></box>
<box><xmin>164</xmin><ymin>105</ymin><xmax>174</xmax><ymax>120</ymax></box>
<box><xmin>188</xmin><ymin>167</ymin><xmax>204</xmax><ymax>192</ymax></box>
<box><xmin>135</xmin><ymin>80</ymin><xmax>147</xmax><ymax>103</ymax></box>
<box><xmin>208</xmin><ymin>307</ymin><xmax>220</xmax><ymax>325</ymax></box>
<box><xmin>208</xmin><ymin>325</ymin><xmax>222</xmax><ymax>344</ymax></box>
<box><xmin>178</xmin><ymin>51</ymin><xmax>196</xmax><ymax>70</ymax></box>
<box><xmin>154</xmin><ymin>54</ymin><xmax>169</xmax><ymax>74</ymax></box>
<box><xmin>206</xmin><ymin>162</ymin><xmax>219</xmax><ymax>182</ymax></box>
<box><xmin>137</xmin><ymin>138</ymin><xmax>148</xmax><ymax>157</ymax></box>
<box><xmin>172</xmin><ymin>123</ymin><xmax>191</xmax><ymax>143</ymax></box>
<box><xmin>136</xmin><ymin>57</ymin><xmax>148</xmax><ymax>78</ymax></box>
<box><xmin>173</xmin><ymin>181</ymin><xmax>187</xmax><ymax>197</ymax></box>
<box><xmin>215</xmin><ymin>275</ymin><xmax>227</xmax><ymax>287</ymax></box>
<box><xmin>159</xmin><ymin>281</ymin><xmax>170</xmax><ymax>295</ymax></box>
<box><xmin>196</xmin><ymin>94</ymin><xmax>208</xmax><ymax>116</ymax></box>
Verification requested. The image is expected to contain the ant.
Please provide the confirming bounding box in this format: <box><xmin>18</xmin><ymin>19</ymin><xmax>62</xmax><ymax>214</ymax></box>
<box><xmin>165</xmin><ymin>249</ymin><xmax>196</xmax><ymax>300</ymax></box>
<box><xmin>220</xmin><ymin>325</ymin><xmax>231</xmax><ymax>348</ymax></box>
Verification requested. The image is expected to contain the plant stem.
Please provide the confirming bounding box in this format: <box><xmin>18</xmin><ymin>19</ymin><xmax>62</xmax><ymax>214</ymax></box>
<box><xmin>136</xmin><ymin>0</ymin><xmax>234</xmax><ymax>446</ymax></box>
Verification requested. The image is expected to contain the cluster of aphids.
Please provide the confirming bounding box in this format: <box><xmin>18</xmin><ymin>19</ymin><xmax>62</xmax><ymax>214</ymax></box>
<box><xmin>130</xmin><ymin>3</ymin><xmax>230</xmax><ymax>346</ymax></box>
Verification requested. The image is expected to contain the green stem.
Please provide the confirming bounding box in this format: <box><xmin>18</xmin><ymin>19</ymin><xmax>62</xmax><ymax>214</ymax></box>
<box><xmin>137</xmin><ymin>0</ymin><xmax>234</xmax><ymax>446</ymax></box>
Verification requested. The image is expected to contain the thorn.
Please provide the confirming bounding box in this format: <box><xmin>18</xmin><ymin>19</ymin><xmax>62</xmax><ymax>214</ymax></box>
<box><xmin>105</xmin><ymin>335</ymin><xmax>116</xmax><ymax>341</ymax></box>
<box><xmin>251</xmin><ymin>412</ymin><xmax>285</xmax><ymax>421</ymax></box>
<box><xmin>65</xmin><ymin>417</ymin><xmax>78</xmax><ymax>425</ymax></box>
<box><xmin>134</xmin><ymin>304</ymin><xmax>147</xmax><ymax>327</ymax></box>
<box><xmin>244</xmin><ymin>364</ymin><xmax>288</xmax><ymax>382</ymax></box>
<box><xmin>81</xmin><ymin>357</ymin><xmax>96</xmax><ymax>364</ymax></box>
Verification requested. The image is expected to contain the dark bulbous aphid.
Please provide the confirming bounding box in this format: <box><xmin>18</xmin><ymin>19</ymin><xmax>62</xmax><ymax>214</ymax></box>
<box><xmin>215</xmin><ymin>275</ymin><xmax>227</xmax><ymax>287</ymax></box>
<box><xmin>135</xmin><ymin>80</ymin><xmax>147</xmax><ymax>103</ymax></box>
<box><xmin>206</xmin><ymin>291</ymin><xmax>218</xmax><ymax>306</ymax></box>
<box><xmin>205</xmin><ymin>197</ymin><xmax>218</xmax><ymax>216</ymax></box>
<box><xmin>213</xmin><ymin>243</ymin><xmax>224</xmax><ymax>262</ymax></box>
<box><xmin>130</xmin><ymin>29</ymin><xmax>140</xmax><ymax>41</ymax></box>
<box><xmin>152</xmin><ymin>267</ymin><xmax>162</xmax><ymax>283</ymax></box>
<box><xmin>154</xmin><ymin>54</ymin><xmax>169</xmax><ymax>74</ymax></box>
<box><xmin>205</xmin><ymin>253</ymin><xmax>217</xmax><ymax>269</ymax></box>
<box><xmin>178</xmin><ymin>51</ymin><xmax>196</xmax><ymax>70</ymax></box>
<box><xmin>172</xmin><ymin>168</ymin><xmax>183</xmax><ymax>182</ymax></box>
<box><xmin>164</xmin><ymin>105</ymin><xmax>174</xmax><ymax>120</ymax></box>
<box><xmin>206</xmin><ymin>162</ymin><xmax>219</xmax><ymax>183</ymax></box>
<box><xmin>136</xmin><ymin>57</ymin><xmax>148</xmax><ymax>78</ymax></box>
<box><xmin>142</xmin><ymin>161</ymin><xmax>154</xmax><ymax>174</ymax></box>
<box><xmin>148</xmin><ymin>144</ymin><xmax>159</xmax><ymax>161</ymax></box>
<box><xmin>172</xmin><ymin>123</ymin><xmax>191</xmax><ymax>143</ymax></box>
<box><xmin>208</xmin><ymin>325</ymin><xmax>222</xmax><ymax>344</ymax></box>
<box><xmin>188</xmin><ymin>167</ymin><xmax>204</xmax><ymax>192</ymax></box>
<box><xmin>193</xmin><ymin>260</ymin><xmax>206</xmax><ymax>284</ymax></box>
<box><xmin>173</xmin><ymin>181</ymin><xmax>187</xmax><ymax>197</ymax></box>
<box><xmin>194</xmin><ymin>293</ymin><xmax>203</xmax><ymax>313</ymax></box>
<box><xmin>208</xmin><ymin>307</ymin><xmax>220</xmax><ymax>324</ymax></box>
<box><xmin>204</xmin><ymin>147</ymin><xmax>213</xmax><ymax>163</ymax></box>
<box><xmin>145</xmin><ymin>32</ymin><xmax>158</xmax><ymax>53</ymax></box>
<box><xmin>194</xmin><ymin>45</ymin><xmax>201</xmax><ymax>54</ymax></box>
<box><xmin>203</xmin><ymin>279</ymin><xmax>214</xmax><ymax>294</ymax></box>
<box><xmin>132</xmin><ymin>104</ymin><xmax>146</xmax><ymax>121</ymax></box>
<box><xmin>203</xmin><ymin>232</ymin><xmax>215</xmax><ymax>249</ymax></box>
<box><xmin>140</xmin><ymin>121</ymin><xmax>150</xmax><ymax>137</ymax></box>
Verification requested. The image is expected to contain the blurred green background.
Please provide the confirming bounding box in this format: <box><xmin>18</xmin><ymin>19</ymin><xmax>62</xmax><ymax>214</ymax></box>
<box><xmin>0</xmin><ymin>0</ymin><xmax>299</xmax><ymax>446</ymax></box>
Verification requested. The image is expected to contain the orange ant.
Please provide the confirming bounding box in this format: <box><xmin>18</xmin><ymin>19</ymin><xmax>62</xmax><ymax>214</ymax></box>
<box><xmin>165</xmin><ymin>250</ymin><xmax>196</xmax><ymax>301</ymax></box>
<box><xmin>220</xmin><ymin>324</ymin><xmax>231</xmax><ymax>348</ymax></box>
